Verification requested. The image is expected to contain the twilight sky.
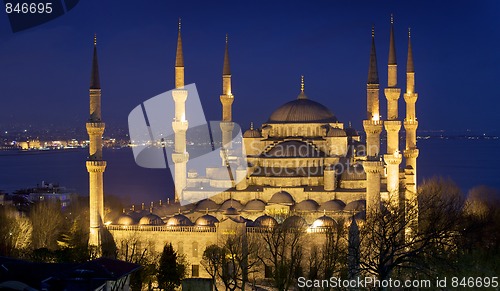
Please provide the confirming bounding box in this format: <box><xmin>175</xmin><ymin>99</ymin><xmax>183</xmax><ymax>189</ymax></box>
<box><xmin>0</xmin><ymin>0</ymin><xmax>499</xmax><ymax>134</ymax></box>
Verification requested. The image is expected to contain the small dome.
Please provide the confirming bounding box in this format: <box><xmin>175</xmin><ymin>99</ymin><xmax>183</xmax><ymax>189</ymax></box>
<box><xmin>319</xmin><ymin>199</ymin><xmax>346</xmax><ymax>212</ymax></box>
<box><xmin>269</xmin><ymin>191</ymin><xmax>295</xmax><ymax>205</ymax></box>
<box><xmin>116</xmin><ymin>213</ymin><xmax>135</xmax><ymax>225</ymax></box>
<box><xmin>339</xmin><ymin>163</ymin><xmax>366</xmax><ymax>180</ymax></box>
<box><xmin>311</xmin><ymin>215</ymin><xmax>337</xmax><ymax>228</ymax></box>
<box><xmin>195</xmin><ymin>214</ymin><xmax>219</xmax><ymax>226</ymax></box>
<box><xmin>224</xmin><ymin>206</ymin><xmax>239</xmax><ymax>216</ymax></box>
<box><xmin>254</xmin><ymin>215</ymin><xmax>278</xmax><ymax>228</ymax></box>
<box><xmin>344</xmin><ymin>200</ymin><xmax>366</xmax><ymax>211</ymax></box>
<box><xmin>282</xmin><ymin>215</ymin><xmax>307</xmax><ymax>228</ymax></box>
<box><xmin>195</xmin><ymin>199</ymin><xmax>219</xmax><ymax>212</ymax></box>
<box><xmin>243</xmin><ymin>199</ymin><xmax>266</xmax><ymax>212</ymax></box>
<box><xmin>139</xmin><ymin>214</ymin><xmax>165</xmax><ymax>225</ymax></box>
<box><xmin>294</xmin><ymin>199</ymin><xmax>319</xmax><ymax>211</ymax></box>
<box><xmin>327</xmin><ymin>127</ymin><xmax>347</xmax><ymax>137</ymax></box>
<box><xmin>166</xmin><ymin>214</ymin><xmax>193</xmax><ymax>226</ymax></box>
<box><xmin>243</xmin><ymin>126</ymin><xmax>261</xmax><ymax>138</ymax></box>
<box><xmin>219</xmin><ymin>199</ymin><xmax>243</xmax><ymax>211</ymax></box>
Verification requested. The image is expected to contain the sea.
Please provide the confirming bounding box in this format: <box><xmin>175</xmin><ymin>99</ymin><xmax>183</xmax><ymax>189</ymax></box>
<box><xmin>1</xmin><ymin>138</ymin><xmax>499</xmax><ymax>204</ymax></box>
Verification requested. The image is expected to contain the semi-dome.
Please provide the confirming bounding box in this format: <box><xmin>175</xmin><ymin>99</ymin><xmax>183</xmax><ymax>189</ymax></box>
<box><xmin>266</xmin><ymin>140</ymin><xmax>324</xmax><ymax>158</ymax></box>
<box><xmin>294</xmin><ymin>199</ymin><xmax>319</xmax><ymax>211</ymax></box>
<box><xmin>311</xmin><ymin>215</ymin><xmax>337</xmax><ymax>228</ymax></box>
<box><xmin>166</xmin><ymin>214</ymin><xmax>193</xmax><ymax>226</ymax></box>
<box><xmin>344</xmin><ymin>200</ymin><xmax>366</xmax><ymax>211</ymax></box>
<box><xmin>243</xmin><ymin>199</ymin><xmax>266</xmax><ymax>212</ymax></box>
<box><xmin>195</xmin><ymin>199</ymin><xmax>219</xmax><ymax>212</ymax></box>
<box><xmin>115</xmin><ymin>213</ymin><xmax>135</xmax><ymax>225</ymax></box>
<box><xmin>267</xmin><ymin>98</ymin><xmax>337</xmax><ymax>123</ymax></box>
<box><xmin>139</xmin><ymin>214</ymin><xmax>165</xmax><ymax>225</ymax></box>
<box><xmin>195</xmin><ymin>214</ymin><xmax>219</xmax><ymax>227</ymax></box>
<box><xmin>319</xmin><ymin>199</ymin><xmax>346</xmax><ymax>212</ymax></box>
<box><xmin>269</xmin><ymin>191</ymin><xmax>295</xmax><ymax>205</ymax></box>
<box><xmin>327</xmin><ymin>127</ymin><xmax>347</xmax><ymax>137</ymax></box>
<box><xmin>254</xmin><ymin>215</ymin><xmax>278</xmax><ymax>228</ymax></box>
<box><xmin>339</xmin><ymin>164</ymin><xmax>366</xmax><ymax>180</ymax></box>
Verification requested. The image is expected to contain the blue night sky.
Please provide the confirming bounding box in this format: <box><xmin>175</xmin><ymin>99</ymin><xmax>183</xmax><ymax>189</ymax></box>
<box><xmin>0</xmin><ymin>0</ymin><xmax>499</xmax><ymax>134</ymax></box>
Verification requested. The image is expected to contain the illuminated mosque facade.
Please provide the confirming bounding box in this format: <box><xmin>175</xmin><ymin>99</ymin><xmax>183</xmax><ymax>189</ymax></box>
<box><xmin>86</xmin><ymin>17</ymin><xmax>419</xmax><ymax>278</ymax></box>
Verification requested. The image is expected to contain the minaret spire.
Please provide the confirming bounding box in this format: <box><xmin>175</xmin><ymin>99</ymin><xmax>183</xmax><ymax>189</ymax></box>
<box><xmin>87</xmin><ymin>34</ymin><xmax>106</xmax><ymax>251</ymax></box>
<box><xmin>407</xmin><ymin>28</ymin><xmax>414</xmax><ymax>73</ymax></box>
<box><xmin>90</xmin><ymin>34</ymin><xmax>100</xmax><ymax>90</ymax></box>
<box><xmin>175</xmin><ymin>18</ymin><xmax>184</xmax><ymax>88</ymax></box>
<box><xmin>367</xmin><ymin>26</ymin><xmax>379</xmax><ymax>85</ymax></box>
<box><xmin>388</xmin><ymin>14</ymin><xmax>397</xmax><ymax>66</ymax></box>
<box><xmin>223</xmin><ymin>33</ymin><xmax>231</xmax><ymax>76</ymax></box>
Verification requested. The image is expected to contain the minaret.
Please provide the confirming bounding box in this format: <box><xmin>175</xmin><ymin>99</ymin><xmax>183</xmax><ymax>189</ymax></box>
<box><xmin>403</xmin><ymin>28</ymin><xmax>419</xmax><ymax>200</ymax></box>
<box><xmin>383</xmin><ymin>15</ymin><xmax>403</xmax><ymax>207</ymax></box>
<box><xmin>220</xmin><ymin>34</ymin><xmax>235</xmax><ymax>162</ymax></box>
<box><xmin>87</xmin><ymin>34</ymin><xmax>106</xmax><ymax>249</ymax></box>
<box><xmin>171</xmin><ymin>19</ymin><xmax>189</xmax><ymax>202</ymax></box>
<box><xmin>363</xmin><ymin>26</ymin><xmax>384</xmax><ymax>217</ymax></box>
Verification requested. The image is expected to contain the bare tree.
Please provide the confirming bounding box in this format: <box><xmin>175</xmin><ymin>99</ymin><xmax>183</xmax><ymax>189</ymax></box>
<box><xmin>355</xmin><ymin>177</ymin><xmax>464</xmax><ymax>284</ymax></box>
<box><xmin>0</xmin><ymin>206</ymin><xmax>33</xmax><ymax>256</ymax></box>
<box><xmin>258</xmin><ymin>217</ymin><xmax>307</xmax><ymax>291</ymax></box>
<box><xmin>201</xmin><ymin>244</ymin><xmax>223</xmax><ymax>291</ymax></box>
<box><xmin>29</xmin><ymin>201</ymin><xmax>64</xmax><ymax>250</ymax></box>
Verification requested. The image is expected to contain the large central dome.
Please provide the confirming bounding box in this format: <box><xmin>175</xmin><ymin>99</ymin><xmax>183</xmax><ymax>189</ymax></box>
<box><xmin>267</xmin><ymin>98</ymin><xmax>337</xmax><ymax>123</ymax></box>
<box><xmin>267</xmin><ymin>77</ymin><xmax>337</xmax><ymax>123</ymax></box>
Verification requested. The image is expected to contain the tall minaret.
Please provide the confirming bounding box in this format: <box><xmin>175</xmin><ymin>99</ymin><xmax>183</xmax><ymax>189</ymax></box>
<box><xmin>363</xmin><ymin>26</ymin><xmax>384</xmax><ymax>217</ymax></box>
<box><xmin>403</xmin><ymin>28</ymin><xmax>419</xmax><ymax>199</ymax></box>
<box><xmin>171</xmin><ymin>19</ymin><xmax>189</xmax><ymax>202</ymax></box>
<box><xmin>220</xmin><ymin>34</ymin><xmax>234</xmax><ymax>160</ymax></box>
<box><xmin>87</xmin><ymin>34</ymin><xmax>106</xmax><ymax>249</ymax></box>
<box><xmin>383</xmin><ymin>15</ymin><xmax>403</xmax><ymax>207</ymax></box>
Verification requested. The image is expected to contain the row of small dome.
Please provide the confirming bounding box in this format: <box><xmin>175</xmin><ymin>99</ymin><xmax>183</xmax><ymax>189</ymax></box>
<box><xmin>149</xmin><ymin>193</ymin><xmax>366</xmax><ymax>217</ymax></box>
<box><xmin>114</xmin><ymin>211</ymin><xmax>365</xmax><ymax>228</ymax></box>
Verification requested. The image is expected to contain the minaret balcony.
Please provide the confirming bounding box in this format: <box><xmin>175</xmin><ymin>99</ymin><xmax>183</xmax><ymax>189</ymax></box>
<box><xmin>86</xmin><ymin>122</ymin><xmax>105</xmax><ymax>134</ymax></box>
<box><xmin>362</xmin><ymin>160</ymin><xmax>384</xmax><ymax>174</ymax></box>
<box><xmin>404</xmin><ymin>148</ymin><xmax>419</xmax><ymax>159</ymax></box>
<box><xmin>384</xmin><ymin>153</ymin><xmax>402</xmax><ymax>165</ymax></box>
<box><xmin>363</xmin><ymin>119</ymin><xmax>383</xmax><ymax>134</ymax></box>
<box><xmin>172</xmin><ymin>152</ymin><xmax>189</xmax><ymax>163</ymax></box>
<box><xmin>172</xmin><ymin>120</ymin><xmax>189</xmax><ymax>132</ymax></box>
<box><xmin>403</xmin><ymin>119</ymin><xmax>418</xmax><ymax>130</ymax></box>
<box><xmin>384</xmin><ymin>120</ymin><xmax>401</xmax><ymax>131</ymax></box>
<box><xmin>86</xmin><ymin>160</ymin><xmax>107</xmax><ymax>172</ymax></box>
<box><xmin>384</xmin><ymin>87</ymin><xmax>401</xmax><ymax>100</ymax></box>
<box><xmin>403</xmin><ymin>92</ymin><xmax>418</xmax><ymax>103</ymax></box>
<box><xmin>172</xmin><ymin>89</ymin><xmax>188</xmax><ymax>102</ymax></box>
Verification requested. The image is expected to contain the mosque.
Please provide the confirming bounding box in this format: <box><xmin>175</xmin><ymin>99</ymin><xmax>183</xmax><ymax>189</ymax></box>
<box><xmin>86</xmin><ymin>17</ymin><xmax>419</xmax><ymax>279</ymax></box>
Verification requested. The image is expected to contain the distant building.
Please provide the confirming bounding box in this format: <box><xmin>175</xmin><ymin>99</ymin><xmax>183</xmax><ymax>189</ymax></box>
<box><xmin>0</xmin><ymin>256</ymin><xmax>140</xmax><ymax>291</ymax></box>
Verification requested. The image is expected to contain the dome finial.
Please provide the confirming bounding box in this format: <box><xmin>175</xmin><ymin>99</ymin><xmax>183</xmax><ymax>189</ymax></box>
<box><xmin>250</xmin><ymin>121</ymin><xmax>254</xmax><ymax>130</ymax></box>
<box><xmin>300</xmin><ymin>75</ymin><xmax>305</xmax><ymax>92</ymax></box>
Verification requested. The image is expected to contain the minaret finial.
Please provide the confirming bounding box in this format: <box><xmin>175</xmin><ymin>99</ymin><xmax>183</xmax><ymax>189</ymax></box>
<box><xmin>371</xmin><ymin>25</ymin><xmax>375</xmax><ymax>38</ymax></box>
<box><xmin>390</xmin><ymin>13</ymin><xmax>394</xmax><ymax>24</ymax></box>
<box><xmin>223</xmin><ymin>33</ymin><xmax>231</xmax><ymax>75</ymax></box>
<box><xmin>388</xmin><ymin>14</ymin><xmax>397</xmax><ymax>65</ymax></box>
<box><xmin>90</xmin><ymin>34</ymin><xmax>100</xmax><ymax>89</ymax></box>
<box><xmin>226</xmin><ymin>33</ymin><xmax>228</xmax><ymax>44</ymax></box>
<box><xmin>93</xmin><ymin>33</ymin><xmax>96</xmax><ymax>46</ymax></box>
<box><xmin>408</xmin><ymin>27</ymin><xmax>411</xmax><ymax>38</ymax></box>
<box><xmin>300</xmin><ymin>75</ymin><xmax>304</xmax><ymax>92</ymax></box>
<box><xmin>178</xmin><ymin>17</ymin><xmax>181</xmax><ymax>31</ymax></box>
<box><xmin>175</xmin><ymin>19</ymin><xmax>184</xmax><ymax>68</ymax></box>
